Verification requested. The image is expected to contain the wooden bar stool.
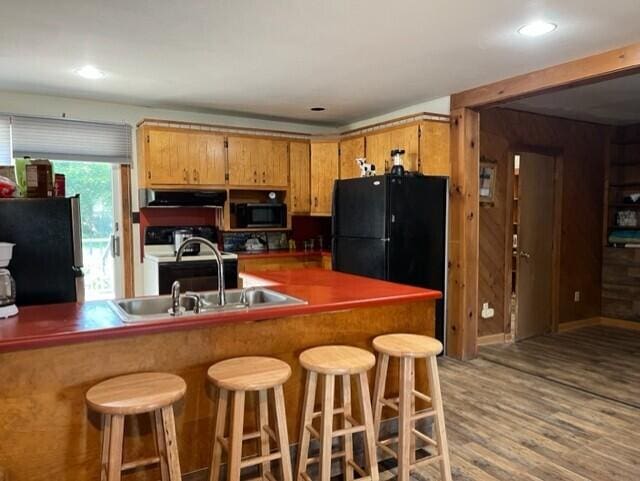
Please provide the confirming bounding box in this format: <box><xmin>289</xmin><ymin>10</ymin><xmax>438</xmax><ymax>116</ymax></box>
<box><xmin>371</xmin><ymin>334</ymin><xmax>452</xmax><ymax>481</ymax></box>
<box><xmin>86</xmin><ymin>372</ymin><xmax>186</xmax><ymax>481</ymax></box>
<box><xmin>208</xmin><ymin>356</ymin><xmax>293</xmax><ymax>481</ymax></box>
<box><xmin>296</xmin><ymin>345</ymin><xmax>380</xmax><ymax>481</ymax></box>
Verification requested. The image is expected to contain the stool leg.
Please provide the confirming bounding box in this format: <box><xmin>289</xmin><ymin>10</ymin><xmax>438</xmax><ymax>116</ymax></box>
<box><xmin>273</xmin><ymin>385</ymin><xmax>293</xmax><ymax>481</ymax></box>
<box><xmin>106</xmin><ymin>414</ymin><xmax>124</xmax><ymax>481</ymax></box>
<box><xmin>153</xmin><ymin>410</ymin><xmax>170</xmax><ymax>481</ymax></box>
<box><xmin>210</xmin><ymin>389</ymin><xmax>228</xmax><ymax>481</ymax></box>
<box><xmin>409</xmin><ymin>358</ymin><xmax>417</xmax><ymax>465</ymax></box>
<box><xmin>397</xmin><ymin>357</ymin><xmax>412</xmax><ymax>481</ymax></box>
<box><xmin>426</xmin><ymin>356</ymin><xmax>452</xmax><ymax>481</ymax></box>
<box><xmin>355</xmin><ymin>372</ymin><xmax>379</xmax><ymax>481</ymax></box>
<box><xmin>372</xmin><ymin>353</ymin><xmax>389</xmax><ymax>441</ymax></box>
<box><xmin>319</xmin><ymin>374</ymin><xmax>335</xmax><ymax>481</ymax></box>
<box><xmin>295</xmin><ymin>371</ymin><xmax>317</xmax><ymax>480</ymax></box>
<box><xmin>161</xmin><ymin>406</ymin><xmax>182</xmax><ymax>481</ymax></box>
<box><xmin>227</xmin><ymin>391</ymin><xmax>246</xmax><ymax>481</ymax></box>
<box><xmin>341</xmin><ymin>375</ymin><xmax>354</xmax><ymax>481</ymax></box>
<box><xmin>100</xmin><ymin>415</ymin><xmax>112</xmax><ymax>481</ymax></box>
<box><xmin>258</xmin><ymin>390</ymin><xmax>271</xmax><ymax>478</ymax></box>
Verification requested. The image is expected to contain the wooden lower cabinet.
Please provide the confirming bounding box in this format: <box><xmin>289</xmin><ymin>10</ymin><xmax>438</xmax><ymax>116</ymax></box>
<box><xmin>238</xmin><ymin>255</ymin><xmax>323</xmax><ymax>273</ymax></box>
<box><xmin>339</xmin><ymin>136</ymin><xmax>365</xmax><ymax>179</ymax></box>
<box><xmin>289</xmin><ymin>142</ymin><xmax>311</xmax><ymax>214</ymax></box>
<box><xmin>310</xmin><ymin>141</ymin><xmax>339</xmax><ymax>216</ymax></box>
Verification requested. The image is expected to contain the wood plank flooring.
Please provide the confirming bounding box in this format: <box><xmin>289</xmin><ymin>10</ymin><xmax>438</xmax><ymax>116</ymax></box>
<box><xmin>382</xmin><ymin>326</ymin><xmax>640</xmax><ymax>481</ymax></box>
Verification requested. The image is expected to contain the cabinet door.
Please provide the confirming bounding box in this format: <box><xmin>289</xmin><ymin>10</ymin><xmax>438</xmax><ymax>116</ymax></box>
<box><xmin>339</xmin><ymin>136</ymin><xmax>365</xmax><ymax>179</ymax></box>
<box><xmin>263</xmin><ymin>140</ymin><xmax>289</xmax><ymax>186</ymax></box>
<box><xmin>419</xmin><ymin>120</ymin><xmax>450</xmax><ymax>176</ymax></box>
<box><xmin>310</xmin><ymin>141</ymin><xmax>339</xmax><ymax>216</ymax></box>
<box><xmin>365</xmin><ymin>131</ymin><xmax>391</xmax><ymax>173</ymax></box>
<box><xmin>390</xmin><ymin>124</ymin><xmax>419</xmax><ymax>172</ymax></box>
<box><xmin>289</xmin><ymin>141</ymin><xmax>311</xmax><ymax>214</ymax></box>
<box><xmin>227</xmin><ymin>136</ymin><xmax>260</xmax><ymax>186</ymax></box>
<box><xmin>147</xmin><ymin>129</ymin><xmax>190</xmax><ymax>184</ymax></box>
<box><xmin>189</xmin><ymin>132</ymin><xmax>226</xmax><ymax>185</ymax></box>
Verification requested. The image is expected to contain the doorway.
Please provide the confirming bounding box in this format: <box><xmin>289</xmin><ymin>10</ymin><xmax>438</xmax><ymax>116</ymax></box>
<box><xmin>510</xmin><ymin>152</ymin><xmax>561</xmax><ymax>341</ymax></box>
<box><xmin>51</xmin><ymin>160</ymin><xmax>124</xmax><ymax>300</ymax></box>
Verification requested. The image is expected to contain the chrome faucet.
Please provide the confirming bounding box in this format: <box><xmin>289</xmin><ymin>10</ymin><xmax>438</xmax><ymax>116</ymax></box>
<box><xmin>170</xmin><ymin>280</ymin><xmax>181</xmax><ymax>316</ymax></box>
<box><xmin>176</xmin><ymin>236</ymin><xmax>226</xmax><ymax>307</ymax></box>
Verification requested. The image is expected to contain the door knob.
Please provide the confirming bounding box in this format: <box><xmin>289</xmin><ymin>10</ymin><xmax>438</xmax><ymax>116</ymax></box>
<box><xmin>519</xmin><ymin>250</ymin><xmax>531</xmax><ymax>259</ymax></box>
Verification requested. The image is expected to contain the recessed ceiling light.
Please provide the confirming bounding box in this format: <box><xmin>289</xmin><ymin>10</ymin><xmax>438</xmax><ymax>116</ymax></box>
<box><xmin>518</xmin><ymin>21</ymin><xmax>557</xmax><ymax>37</ymax></box>
<box><xmin>74</xmin><ymin>65</ymin><xmax>105</xmax><ymax>79</ymax></box>
<box><xmin>310</xmin><ymin>107</ymin><xmax>326</xmax><ymax>112</ymax></box>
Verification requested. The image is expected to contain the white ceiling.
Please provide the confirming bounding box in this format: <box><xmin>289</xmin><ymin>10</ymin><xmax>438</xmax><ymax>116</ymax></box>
<box><xmin>1</xmin><ymin>0</ymin><xmax>640</xmax><ymax>126</ymax></box>
<box><xmin>503</xmin><ymin>73</ymin><xmax>640</xmax><ymax>125</ymax></box>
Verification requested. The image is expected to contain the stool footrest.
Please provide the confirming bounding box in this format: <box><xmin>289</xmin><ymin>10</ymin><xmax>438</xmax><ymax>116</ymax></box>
<box><xmin>305</xmin><ymin>423</ymin><xmax>366</xmax><ymax>440</ymax></box>
<box><xmin>217</xmin><ymin>424</ymin><xmax>275</xmax><ymax>452</ymax></box>
<box><xmin>414</xmin><ymin>454</ymin><xmax>442</xmax><ymax>468</ymax></box>
<box><xmin>412</xmin><ymin>428</ymin><xmax>438</xmax><ymax>447</ymax></box>
<box><xmin>377</xmin><ymin>440</ymin><xmax>398</xmax><ymax>460</ymax></box>
<box><xmin>411</xmin><ymin>408</ymin><xmax>436</xmax><ymax>422</ymax></box>
<box><xmin>240</xmin><ymin>451</ymin><xmax>282</xmax><ymax>469</ymax></box>
<box><xmin>379</xmin><ymin>397</ymin><xmax>399</xmax><ymax>411</ymax></box>
<box><xmin>311</xmin><ymin>407</ymin><xmax>345</xmax><ymax>419</ymax></box>
<box><xmin>121</xmin><ymin>456</ymin><xmax>160</xmax><ymax>472</ymax></box>
<box><xmin>412</xmin><ymin>389</ymin><xmax>432</xmax><ymax>403</ymax></box>
<box><xmin>348</xmin><ymin>458</ymin><xmax>368</xmax><ymax>478</ymax></box>
<box><xmin>306</xmin><ymin>450</ymin><xmax>346</xmax><ymax>465</ymax></box>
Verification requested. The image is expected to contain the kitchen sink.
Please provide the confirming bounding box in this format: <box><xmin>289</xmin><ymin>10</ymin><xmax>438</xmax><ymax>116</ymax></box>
<box><xmin>109</xmin><ymin>288</ymin><xmax>306</xmax><ymax>323</ymax></box>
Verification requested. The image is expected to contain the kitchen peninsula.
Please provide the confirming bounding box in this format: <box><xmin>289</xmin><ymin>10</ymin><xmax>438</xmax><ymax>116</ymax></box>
<box><xmin>0</xmin><ymin>268</ymin><xmax>440</xmax><ymax>481</ymax></box>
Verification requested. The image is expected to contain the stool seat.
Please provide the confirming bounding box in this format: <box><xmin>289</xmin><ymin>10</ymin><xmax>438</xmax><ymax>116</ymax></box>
<box><xmin>86</xmin><ymin>372</ymin><xmax>186</xmax><ymax>415</ymax></box>
<box><xmin>299</xmin><ymin>345</ymin><xmax>376</xmax><ymax>375</ymax></box>
<box><xmin>208</xmin><ymin>356</ymin><xmax>291</xmax><ymax>391</ymax></box>
<box><xmin>373</xmin><ymin>333</ymin><xmax>443</xmax><ymax>358</ymax></box>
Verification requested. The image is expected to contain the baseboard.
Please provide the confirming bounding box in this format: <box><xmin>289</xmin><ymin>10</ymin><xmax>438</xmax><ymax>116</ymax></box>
<box><xmin>558</xmin><ymin>317</ymin><xmax>601</xmax><ymax>332</ymax></box>
<box><xmin>558</xmin><ymin>316</ymin><xmax>640</xmax><ymax>332</ymax></box>
<box><xmin>477</xmin><ymin>333</ymin><xmax>507</xmax><ymax>346</ymax></box>
<box><xmin>600</xmin><ymin>317</ymin><xmax>640</xmax><ymax>330</ymax></box>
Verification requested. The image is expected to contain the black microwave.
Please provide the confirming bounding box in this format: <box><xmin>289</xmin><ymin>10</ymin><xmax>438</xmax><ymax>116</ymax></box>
<box><xmin>234</xmin><ymin>203</ymin><xmax>287</xmax><ymax>228</ymax></box>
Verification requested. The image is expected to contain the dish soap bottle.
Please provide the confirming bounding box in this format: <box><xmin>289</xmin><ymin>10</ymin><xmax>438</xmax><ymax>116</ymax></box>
<box><xmin>390</xmin><ymin>149</ymin><xmax>405</xmax><ymax>176</ymax></box>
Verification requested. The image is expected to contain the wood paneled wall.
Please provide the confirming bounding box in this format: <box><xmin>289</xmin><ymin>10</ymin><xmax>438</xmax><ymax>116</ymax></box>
<box><xmin>478</xmin><ymin>108</ymin><xmax>610</xmax><ymax>336</ymax></box>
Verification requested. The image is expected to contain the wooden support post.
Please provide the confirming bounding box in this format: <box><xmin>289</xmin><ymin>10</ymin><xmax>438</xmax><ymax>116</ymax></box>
<box><xmin>447</xmin><ymin>108</ymin><xmax>480</xmax><ymax>360</ymax></box>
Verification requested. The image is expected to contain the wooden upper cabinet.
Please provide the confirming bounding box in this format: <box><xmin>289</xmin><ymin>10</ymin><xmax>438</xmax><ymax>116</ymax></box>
<box><xmin>390</xmin><ymin>124</ymin><xmax>419</xmax><ymax>172</ymax></box>
<box><xmin>139</xmin><ymin>127</ymin><xmax>226</xmax><ymax>187</ymax></box>
<box><xmin>289</xmin><ymin>141</ymin><xmax>311</xmax><ymax>214</ymax></box>
<box><xmin>310</xmin><ymin>141</ymin><xmax>339</xmax><ymax>216</ymax></box>
<box><xmin>263</xmin><ymin>140</ymin><xmax>289</xmax><ymax>187</ymax></box>
<box><xmin>189</xmin><ymin>132</ymin><xmax>226</xmax><ymax>185</ymax></box>
<box><xmin>228</xmin><ymin>136</ymin><xmax>289</xmax><ymax>186</ymax></box>
<box><xmin>365</xmin><ymin>124</ymin><xmax>419</xmax><ymax>173</ymax></box>
<box><xmin>419</xmin><ymin>120</ymin><xmax>450</xmax><ymax>176</ymax></box>
<box><xmin>339</xmin><ymin>136</ymin><xmax>365</xmax><ymax>179</ymax></box>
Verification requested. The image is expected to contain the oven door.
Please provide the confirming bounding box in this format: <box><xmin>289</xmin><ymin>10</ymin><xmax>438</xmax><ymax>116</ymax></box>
<box><xmin>157</xmin><ymin>260</ymin><xmax>238</xmax><ymax>295</ymax></box>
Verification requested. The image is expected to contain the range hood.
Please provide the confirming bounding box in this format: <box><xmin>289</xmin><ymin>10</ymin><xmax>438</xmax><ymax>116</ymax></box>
<box><xmin>139</xmin><ymin>189</ymin><xmax>227</xmax><ymax>208</ymax></box>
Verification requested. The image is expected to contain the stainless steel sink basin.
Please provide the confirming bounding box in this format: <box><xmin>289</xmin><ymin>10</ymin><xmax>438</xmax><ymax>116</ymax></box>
<box><xmin>109</xmin><ymin>288</ymin><xmax>306</xmax><ymax>323</ymax></box>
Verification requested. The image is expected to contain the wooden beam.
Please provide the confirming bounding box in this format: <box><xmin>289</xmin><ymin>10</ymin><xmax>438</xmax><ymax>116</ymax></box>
<box><xmin>451</xmin><ymin>42</ymin><xmax>640</xmax><ymax>110</ymax></box>
<box><xmin>120</xmin><ymin>165</ymin><xmax>135</xmax><ymax>297</ymax></box>
<box><xmin>447</xmin><ymin>108</ymin><xmax>479</xmax><ymax>360</ymax></box>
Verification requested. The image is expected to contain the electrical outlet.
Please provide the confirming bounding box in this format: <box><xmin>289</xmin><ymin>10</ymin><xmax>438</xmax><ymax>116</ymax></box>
<box><xmin>574</xmin><ymin>291</ymin><xmax>581</xmax><ymax>302</ymax></box>
<box><xmin>481</xmin><ymin>302</ymin><xmax>495</xmax><ymax>319</ymax></box>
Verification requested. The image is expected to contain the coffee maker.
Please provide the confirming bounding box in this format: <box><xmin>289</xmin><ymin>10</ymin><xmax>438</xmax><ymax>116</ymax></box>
<box><xmin>0</xmin><ymin>242</ymin><xmax>18</xmax><ymax>318</ymax></box>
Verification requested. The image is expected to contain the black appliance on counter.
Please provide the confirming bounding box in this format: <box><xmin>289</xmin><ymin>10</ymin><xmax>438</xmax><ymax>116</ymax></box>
<box><xmin>0</xmin><ymin>196</ymin><xmax>84</xmax><ymax>305</ymax></box>
<box><xmin>139</xmin><ymin>189</ymin><xmax>227</xmax><ymax>207</ymax></box>
<box><xmin>332</xmin><ymin>175</ymin><xmax>448</xmax><ymax>344</ymax></box>
<box><xmin>233</xmin><ymin>203</ymin><xmax>287</xmax><ymax>228</ymax></box>
<box><xmin>143</xmin><ymin>226</ymin><xmax>238</xmax><ymax>295</ymax></box>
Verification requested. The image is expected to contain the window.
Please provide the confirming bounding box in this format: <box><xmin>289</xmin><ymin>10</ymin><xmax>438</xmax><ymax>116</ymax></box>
<box><xmin>0</xmin><ymin>116</ymin><xmax>10</xmax><ymax>165</ymax></box>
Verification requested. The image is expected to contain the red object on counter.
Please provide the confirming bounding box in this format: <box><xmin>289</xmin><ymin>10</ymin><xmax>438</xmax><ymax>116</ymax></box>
<box><xmin>0</xmin><ymin>269</ymin><xmax>441</xmax><ymax>353</ymax></box>
<box><xmin>54</xmin><ymin>174</ymin><xmax>65</xmax><ymax>197</ymax></box>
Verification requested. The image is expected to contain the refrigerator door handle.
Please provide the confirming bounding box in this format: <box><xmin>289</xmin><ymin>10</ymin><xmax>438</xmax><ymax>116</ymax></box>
<box><xmin>70</xmin><ymin>195</ymin><xmax>84</xmax><ymax>268</ymax></box>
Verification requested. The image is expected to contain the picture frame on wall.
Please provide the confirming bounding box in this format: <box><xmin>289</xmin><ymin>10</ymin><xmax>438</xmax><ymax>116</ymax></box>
<box><xmin>479</xmin><ymin>162</ymin><xmax>496</xmax><ymax>205</ymax></box>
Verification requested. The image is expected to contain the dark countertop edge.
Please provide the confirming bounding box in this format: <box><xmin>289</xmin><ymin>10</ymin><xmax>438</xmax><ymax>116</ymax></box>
<box><xmin>0</xmin><ymin>292</ymin><xmax>439</xmax><ymax>354</ymax></box>
<box><xmin>236</xmin><ymin>250</ymin><xmax>331</xmax><ymax>259</ymax></box>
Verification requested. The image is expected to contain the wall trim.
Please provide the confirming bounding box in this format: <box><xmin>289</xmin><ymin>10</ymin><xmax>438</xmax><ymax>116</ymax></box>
<box><xmin>558</xmin><ymin>316</ymin><xmax>640</xmax><ymax>332</ymax></box>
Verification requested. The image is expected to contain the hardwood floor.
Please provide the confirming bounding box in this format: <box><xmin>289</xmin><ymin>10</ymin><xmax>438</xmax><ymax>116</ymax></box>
<box><xmin>385</xmin><ymin>326</ymin><xmax>640</xmax><ymax>481</ymax></box>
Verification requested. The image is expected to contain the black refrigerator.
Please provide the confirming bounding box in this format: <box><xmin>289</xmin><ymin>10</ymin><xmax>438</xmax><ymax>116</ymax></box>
<box><xmin>332</xmin><ymin>175</ymin><xmax>448</xmax><ymax>344</ymax></box>
<box><xmin>0</xmin><ymin>196</ymin><xmax>84</xmax><ymax>305</ymax></box>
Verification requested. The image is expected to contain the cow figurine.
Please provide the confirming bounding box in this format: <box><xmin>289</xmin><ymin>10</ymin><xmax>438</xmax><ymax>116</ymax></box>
<box><xmin>356</xmin><ymin>158</ymin><xmax>376</xmax><ymax>177</ymax></box>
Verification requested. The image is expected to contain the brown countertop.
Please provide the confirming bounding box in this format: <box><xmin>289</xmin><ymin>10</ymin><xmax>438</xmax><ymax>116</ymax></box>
<box><xmin>0</xmin><ymin>268</ymin><xmax>440</xmax><ymax>353</ymax></box>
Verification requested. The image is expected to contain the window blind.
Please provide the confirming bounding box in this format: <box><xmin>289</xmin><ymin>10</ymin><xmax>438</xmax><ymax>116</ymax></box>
<box><xmin>11</xmin><ymin>116</ymin><xmax>132</xmax><ymax>164</ymax></box>
<box><xmin>0</xmin><ymin>116</ymin><xmax>11</xmax><ymax>165</ymax></box>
